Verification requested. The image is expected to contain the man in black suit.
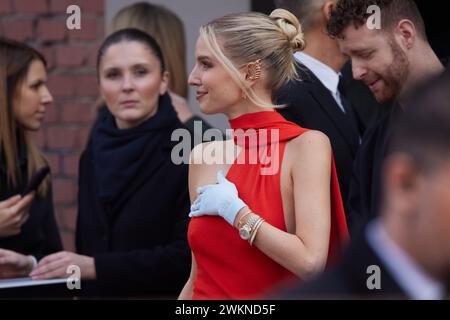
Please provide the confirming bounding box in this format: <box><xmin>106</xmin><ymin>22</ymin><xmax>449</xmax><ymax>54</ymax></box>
<box><xmin>274</xmin><ymin>0</ymin><xmax>363</xmax><ymax>218</ymax></box>
<box><xmin>327</xmin><ymin>0</ymin><xmax>446</xmax><ymax>235</ymax></box>
<box><xmin>279</xmin><ymin>71</ymin><xmax>450</xmax><ymax>299</ymax></box>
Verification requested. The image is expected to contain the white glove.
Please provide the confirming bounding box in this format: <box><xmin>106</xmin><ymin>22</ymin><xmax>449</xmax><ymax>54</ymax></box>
<box><xmin>189</xmin><ymin>170</ymin><xmax>247</xmax><ymax>225</ymax></box>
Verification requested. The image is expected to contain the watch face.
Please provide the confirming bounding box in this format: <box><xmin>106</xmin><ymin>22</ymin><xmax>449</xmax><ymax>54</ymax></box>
<box><xmin>239</xmin><ymin>227</ymin><xmax>251</xmax><ymax>240</ymax></box>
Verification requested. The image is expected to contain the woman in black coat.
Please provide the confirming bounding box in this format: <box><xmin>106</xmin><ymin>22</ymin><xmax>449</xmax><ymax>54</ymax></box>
<box><xmin>0</xmin><ymin>39</ymin><xmax>62</xmax><ymax>278</ymax></box>
<box><xmin>31</xmin><ymin>29</ymin><xmax>191</xmax><ymax>298</ymax></box>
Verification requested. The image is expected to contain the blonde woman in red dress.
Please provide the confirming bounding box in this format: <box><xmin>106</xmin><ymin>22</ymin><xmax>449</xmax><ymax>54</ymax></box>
<box><xmin>179</xmin><ymin>9</ymin><xmax>349</xmax><ymax>300</ymax></box>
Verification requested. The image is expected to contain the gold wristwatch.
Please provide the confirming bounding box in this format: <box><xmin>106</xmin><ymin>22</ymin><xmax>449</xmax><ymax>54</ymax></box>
<box><xmin>239</xmin><ymin>214</ymin><xmax>259</xmax><ymax>240</ymax></box>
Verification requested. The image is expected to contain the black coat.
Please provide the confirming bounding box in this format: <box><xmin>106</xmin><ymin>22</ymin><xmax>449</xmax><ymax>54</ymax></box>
<box><xmin>347</xmin><ymin>104</ymin><xmax>403</xmax><ymax>235</ymax></box>
<box><xmin>76</xmin><ymin>95</ymin><xmax>191</xmax><ymax>298</ymax></box>
<box><xmin>0</xmin><ymin>148</ymin><xmax>62</xmax><ymax>260</ymax></box>
<box><xmin>276</xmin><ymin>65</ymin><xmax>362</xmax><ymax>216</ymax></box>
<box><xmin>347</xmin><ymin>63</ymin><xmax>449</xmax><ymax>235</ymax></box>
<box><xmin>278</xmin><ymin>228</ymin><xmax>406</xmax><ymax>299</ymax></box>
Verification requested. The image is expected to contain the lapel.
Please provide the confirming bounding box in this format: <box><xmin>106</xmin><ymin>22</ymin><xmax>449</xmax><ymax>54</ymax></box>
<box><xmin>300</xmin><ymin>66</ymin><xmax>360</xmax><ymax>157</ymax></box>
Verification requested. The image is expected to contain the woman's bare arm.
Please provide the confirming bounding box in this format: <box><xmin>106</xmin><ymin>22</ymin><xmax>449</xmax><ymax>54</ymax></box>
<box><xmin>235</xmin><ymin>130</ymin><xmax>332</xmax><ymax>280</ymax></box>
<box><xmin>178</xmin><ymin>252</ymin><xmax>197</xmax><ymax>300</ymax></box>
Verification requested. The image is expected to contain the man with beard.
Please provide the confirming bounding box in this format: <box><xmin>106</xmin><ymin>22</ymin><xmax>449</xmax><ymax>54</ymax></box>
<box><xmin>327</xmin><ymin>0</ymin><xmax>445</xmax><ymax>234</ymax></box>
<box><xmin>278</xmin><ymin>70</ymin><xmax>450</xmax><ymax>300</ymax></box>
<box><xmin>274</xmin><ymin>0</ymin><xmax>363</xmax><ymax>218</ymax></box>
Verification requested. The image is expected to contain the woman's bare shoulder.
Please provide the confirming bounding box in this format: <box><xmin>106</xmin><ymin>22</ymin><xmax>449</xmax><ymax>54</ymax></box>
<box><xmin>188</xmin><ymin>139</ymin><xmax>236</xmax><ymax>190</ymax></box>
<box><xmin>284</xmin><ymin>130</ymin><xmax>331</xmax><ymax>167</ymax></box>
<box><xmin>189</xmin><ymin>139</ymin><xmax>234</xmax><ymax>166</ymax></box>
<box><xmin>288</xmin><ymin>130</ymin><xmax>331</xmax><ymax>153</ymax></box>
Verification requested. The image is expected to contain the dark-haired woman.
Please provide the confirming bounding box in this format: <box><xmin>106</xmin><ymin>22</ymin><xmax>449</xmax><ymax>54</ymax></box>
<box><xmin>31</xmin><ymin>29</ymin><xmax>191</xmax><ymax>298</ymax></box>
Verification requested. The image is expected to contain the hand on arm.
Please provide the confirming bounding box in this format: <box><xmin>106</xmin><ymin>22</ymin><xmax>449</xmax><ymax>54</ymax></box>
<box><xmin>189</xmin><ymin>171</ymin><xmax>246</xmax><ymax>226</ymax></box>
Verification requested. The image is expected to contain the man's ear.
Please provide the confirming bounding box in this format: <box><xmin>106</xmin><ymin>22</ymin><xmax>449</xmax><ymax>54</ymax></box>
<box><xmin>323</xmin><ymin>1</ymin><xmax>336</xmax><ymax>23</ymax></box>
<box><xmin>159</xmin><ymin>71</ymin><xmax>170</xmax><ymax>95</ymax></box>
<box><xmin>396</xmin><ymin>19</ymin><xmax>417</xmax><ymax>50</ymax></box>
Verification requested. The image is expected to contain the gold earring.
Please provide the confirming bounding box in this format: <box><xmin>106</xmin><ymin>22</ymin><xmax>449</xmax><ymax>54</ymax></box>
<box><xmin>241</xmin><ymin>90</ymin><xmax>247</xmax><ymax>100</ymax></box>
<box><xmin>245</xmin><ymin>59</ymin><xmax>262</xmax><ymax>81</ymax></box>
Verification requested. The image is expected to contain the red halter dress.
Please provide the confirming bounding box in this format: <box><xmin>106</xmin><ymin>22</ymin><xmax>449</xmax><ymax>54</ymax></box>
<box><xmin>188</xmin><ymin>111</ymin><xmax>349</xmax><ymax>299</ymax></box>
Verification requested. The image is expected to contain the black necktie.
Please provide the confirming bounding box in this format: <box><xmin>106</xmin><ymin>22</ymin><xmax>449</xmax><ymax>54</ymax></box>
<box><xmin>338</xmin><ymin>76</ymin><xmax>351</xmax><ymax>114</ymax></box>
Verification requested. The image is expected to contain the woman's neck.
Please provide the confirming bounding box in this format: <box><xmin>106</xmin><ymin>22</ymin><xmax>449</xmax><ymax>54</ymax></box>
<box><xmin>224</xmin><ymin>91</ymin><xmax>275</xmax><ymax>120</ymax></box>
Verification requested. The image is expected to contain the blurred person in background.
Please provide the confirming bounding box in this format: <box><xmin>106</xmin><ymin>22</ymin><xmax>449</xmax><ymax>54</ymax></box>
<box><xmin>279</xmin><ymin>70</ymin><xmax>450</xmax><ymax>299</ymax></box>
<box><xmin>274</xmin><ymin>0</ymin><xmax>364</xmax><ymax>219</ymax></box>
<box><xmin>107</xmin><ymin>2</ymin><xmax>212</xmax><ymax>137</ymax></box>
<box><xmin>0</xmin><ymin>38</ymin><xmax>62</xmax><ymax>279</ymax></box>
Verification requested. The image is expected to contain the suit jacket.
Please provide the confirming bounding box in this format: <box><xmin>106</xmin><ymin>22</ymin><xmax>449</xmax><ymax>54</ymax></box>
<box><xmin>278</xmin><ymin>228</ymin><xmax>406</xmax><ymax>299</ymax></box>
<box><xmin>347</xmin><ymin>105</ymin><xmax>403</xmax><ymax>235</ymax></box>
<box><xmin>276</xmin><ymin>65</ymin><xmax>362</xmax><ymax>216</ymax></box>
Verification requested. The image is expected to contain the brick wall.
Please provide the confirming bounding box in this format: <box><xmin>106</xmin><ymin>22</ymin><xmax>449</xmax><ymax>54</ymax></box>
<box><xmin>1</xmin><ymin>0</ymin><xmax>105</xmax><ymax>251</ymax></box>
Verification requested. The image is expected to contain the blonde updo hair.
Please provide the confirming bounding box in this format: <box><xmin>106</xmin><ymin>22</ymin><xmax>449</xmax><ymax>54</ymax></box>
<box><xmin>200</xmin><ymin>9</ymin><xmax>305</xmax><ymax>109</ymax></box>
<box><xmin>270</xmin><ymin>9</ymin><xmax>306</xmax><ymax>51</ymax></box>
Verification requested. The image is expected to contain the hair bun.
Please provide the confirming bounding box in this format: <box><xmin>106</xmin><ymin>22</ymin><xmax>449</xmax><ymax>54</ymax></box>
<box><xmin>270</xmin><ymin>8</ymin><xmax>306</xmax><ymax>51</ymax></box>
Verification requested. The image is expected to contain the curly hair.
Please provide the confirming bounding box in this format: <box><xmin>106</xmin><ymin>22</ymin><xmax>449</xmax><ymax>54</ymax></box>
<box><xmin>327</xmin><ymin>0</ymin><xmax>426</xmax><ymax>39</ymax></box>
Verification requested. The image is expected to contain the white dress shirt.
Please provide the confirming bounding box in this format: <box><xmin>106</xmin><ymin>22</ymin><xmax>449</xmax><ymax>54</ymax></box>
<box><xmin>294</xmin><ymin>52</ymin><xmax>346</xmax><ymax>113</ymax></box>
<box><xmin>367</xmin><ymin>220</ymin><xmax>445</xmax><ymax>300</ymax></box>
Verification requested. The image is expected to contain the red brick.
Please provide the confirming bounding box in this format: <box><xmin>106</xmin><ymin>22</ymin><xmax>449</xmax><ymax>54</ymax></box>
<box><xmin>68</xmin><ymin>17</ymin><xmax>98</xmax><ymax>41</ymax></box>
<box><xmin>47</xmin><ymin>74</ymin><xmax>76</xmax><ymax>97</ymax></box>
<box><xmin>50</xmin><ymin>0</ymin><xmax>104</xmax><ymax>15</ymax></box>
<box><xmin>62</xmin><ymin>102</ymin><xmax>94</xmax><ymax>124</ymax></box>
<box><xmin>53</xmin><ymin>178</ymin><xmax>76</xmax><ymax>204</ymax></box>
<box><xmin>96</xmin><ymin>17</ymin><xmax>104</xmax><ymax>39</ymax></box>
<box><xmin>15</xmin><ymin>0</ymin><xmax>48</xmax><ymax>14</ymax></box>
<box><xmin>63</xmin><ymin>154</ymin><xmax>79</xmax><ymax>177</ymax></box>
<box><xmin>61</xmin><ymin>231</ymin><xmax>75</xmax><ymax>252</ymax></box>
<box><xmin>46</xmin><ymin>126</ymin><xmax>78</xmax><ymax>149</ymax></box>
<box><xmin>32</xmin><ymin>129</ymin><xmax>46</xmax><ymax>149</ymax></box>
<box><xmin>88</xmin><ymin>44</ymin><xmax>100</xmax><ymax>68</ymax></box>
<box><xmin>81</xmin><ymin>0</ymin><xmax>104</xmax><ymax>14</ymax></box>
<box><xmin>2</xmin><ymin>19</ymin><xmax>33</xmax><ymax>42</ymax></box>
<box><xmin>56</xmin><ymin>45</ymin><xmax>87</xmax><ymax>67</ymax></box>
<box><xmin>38</xmin><ymin>19</ymin><xmax>67</xmax><ymax>42</ymax></box>
<box><xmin>43</xmin><ymin>103</ymin><xmax>59</xmax><ymax>123</ymax></box>
<box><xmin>62</xmin><ymin>206</ymin><xmax>78</xmax><ymax>232</ymax></box>
<box><xmin>77</xmin><ymin>125</ymin><xmax>92</xmax><ymax>148</ymax></box>
<box><xmin>37</xmin><ymin>46</ymin><xmax>55</xmax><ymax>70</ymax></box>
<box><xmin>45</xmin><ymin>153</ymin><xmax>61</xmax><ymax>175</ymax></box>
<box><xmin>0</xmin><ymin>0</ymin><xmax>12</xmax><ymax>14</ymax></box>
<box><xmin>75</xmin><ymin>74</ymin><xmax>98</xmax><ymax>96</ymax></box>
<box><xmin>50</xmin><ymin>0</ymin><xmax>76</xmax><ymax>12</ymax></box>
